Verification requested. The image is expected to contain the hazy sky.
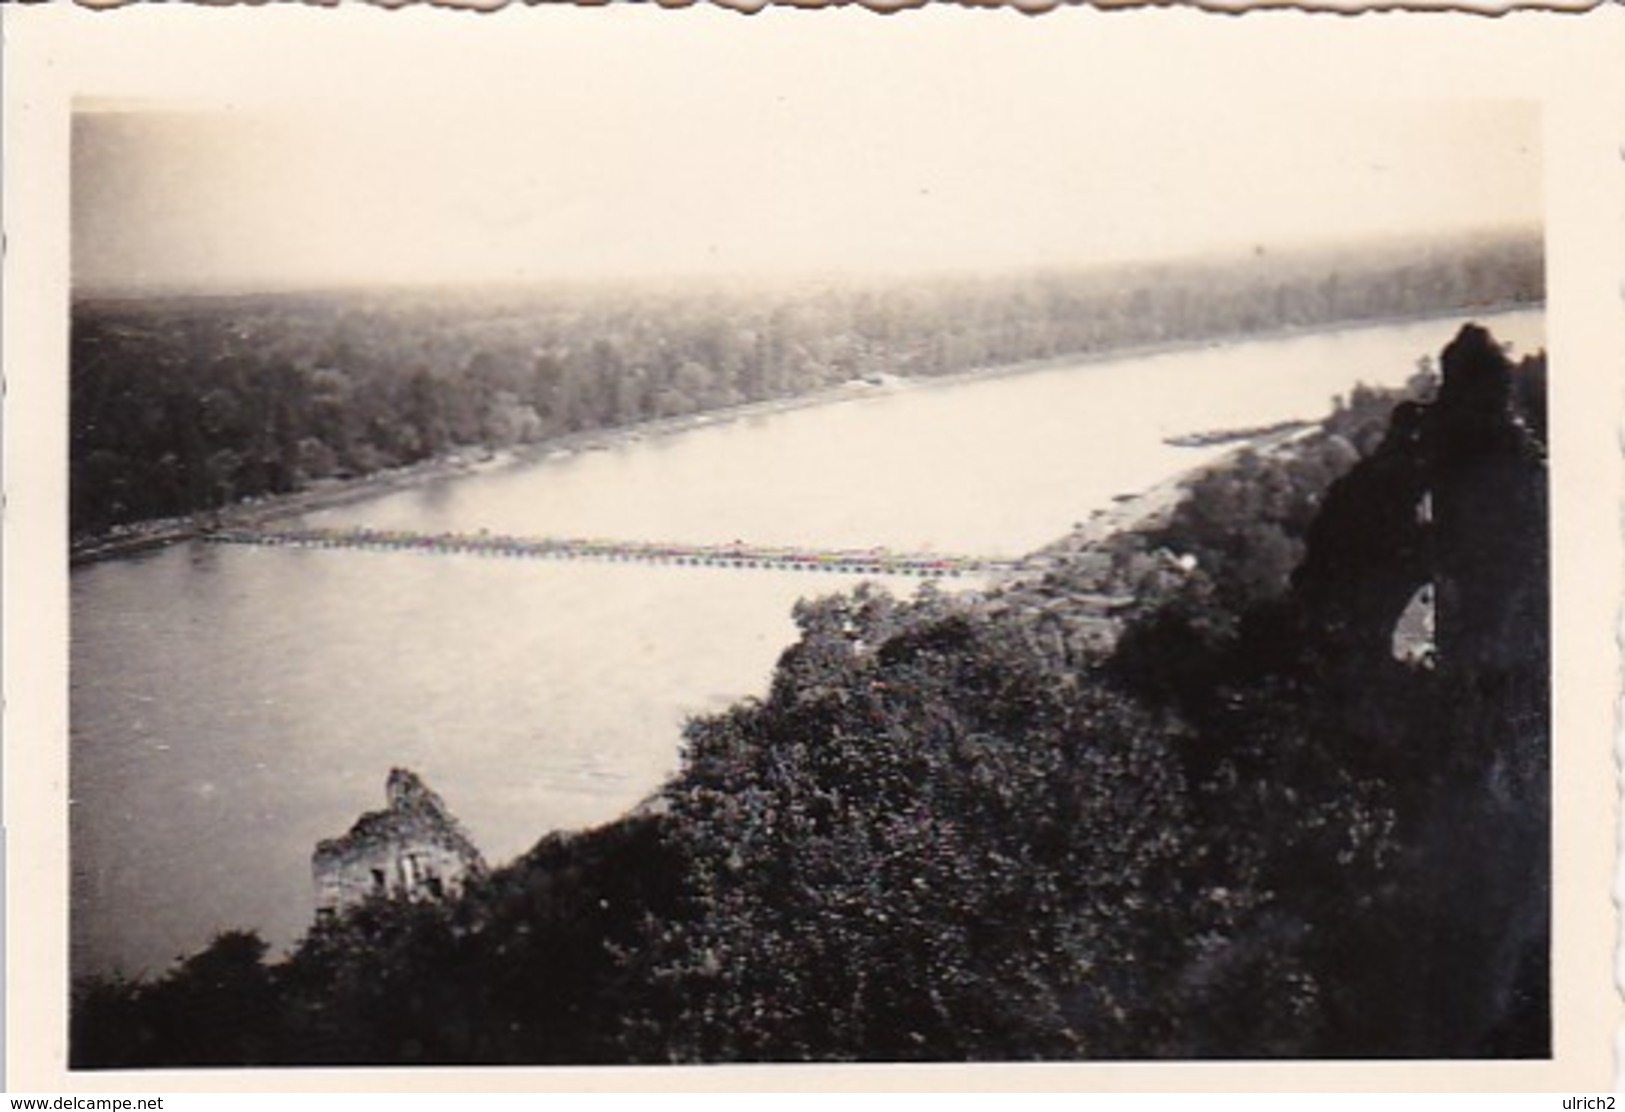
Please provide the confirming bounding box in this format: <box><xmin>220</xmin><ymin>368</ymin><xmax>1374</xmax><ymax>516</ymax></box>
<box><xmin>67</xmin><ymin>8</ymin><xmax>1543</xmax><ymax>291</ymax></box>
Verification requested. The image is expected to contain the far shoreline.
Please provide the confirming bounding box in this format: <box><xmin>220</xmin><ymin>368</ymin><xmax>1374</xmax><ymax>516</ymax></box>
<box><xmin>68</xmin><ymin>299</ymin><xmax>1541</xmax><ymax>568</ymax></box>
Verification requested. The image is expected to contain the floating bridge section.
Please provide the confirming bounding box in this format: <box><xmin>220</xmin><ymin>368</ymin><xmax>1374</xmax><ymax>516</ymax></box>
<box><xmin>207</xmin><ymin>525</ymin><xmax>1025</xmax><ymax>579</ymax></box>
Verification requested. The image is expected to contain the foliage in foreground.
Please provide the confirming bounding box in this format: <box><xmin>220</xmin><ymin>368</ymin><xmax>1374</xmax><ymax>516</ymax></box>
<box><xmin>72</xmin><ymin>324</ymin><xmax>1550</xmax><ymax>1066</ymax></box>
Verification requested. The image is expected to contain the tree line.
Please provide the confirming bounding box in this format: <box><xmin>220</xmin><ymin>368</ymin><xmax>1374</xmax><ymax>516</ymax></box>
<box><xmin>71</xmin><ymin>234</ymin><xmax>1541</xmax><ymax>538</ymax></box>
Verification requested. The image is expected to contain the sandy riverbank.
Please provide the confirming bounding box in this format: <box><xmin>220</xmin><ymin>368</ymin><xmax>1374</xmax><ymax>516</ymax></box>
<box><xmin>1033</xmin><ymin>422</ymin><xmax>1314</xmax><ymax>565</ymax></box>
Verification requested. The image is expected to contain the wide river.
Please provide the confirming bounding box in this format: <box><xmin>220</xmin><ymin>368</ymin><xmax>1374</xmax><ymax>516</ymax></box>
<box><xmin>70</xmin><ymin>309</ymin><xmax>1544</xmax><ymax>980</ymax></box>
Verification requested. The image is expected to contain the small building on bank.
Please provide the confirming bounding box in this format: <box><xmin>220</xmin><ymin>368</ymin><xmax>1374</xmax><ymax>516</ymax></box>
<box><xmin>312</xmin><ymin>768</ymin><xmax>486</xmax><ymax>920</ymax></box>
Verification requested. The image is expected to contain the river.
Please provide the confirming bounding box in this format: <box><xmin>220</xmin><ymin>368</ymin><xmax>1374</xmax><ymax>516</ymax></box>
<box><xmin>69</xmin><ymin>309</ymin><xmax>1544</xmax><ymax>980</ymax></box>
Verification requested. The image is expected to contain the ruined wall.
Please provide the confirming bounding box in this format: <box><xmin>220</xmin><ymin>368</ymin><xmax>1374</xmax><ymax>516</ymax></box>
<box><xmin>1282</xmin><ymin>321</ymin><xmax>1550</xmax><ymax>1056</ymax></box>
<box><xmin>313</xmin><ymin>768</ymin><xmax>486</xmax><ymax>918</ymax></box>
<box><xmin>1290</xmin><ymin>322</ymin><xmax>1547</xmax><ymax>683</ymax></box>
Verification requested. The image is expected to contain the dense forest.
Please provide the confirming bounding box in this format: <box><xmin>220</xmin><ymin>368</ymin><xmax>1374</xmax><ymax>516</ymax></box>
<box><xmin>72</xmin><ymin>321</ymin><xmax>1549</xmax><ymax>1064</ymax></box>
<box><xmin>71</xmin><ymin>233</ymin><xmax>1541</xmax><ymax>539</ymax></box>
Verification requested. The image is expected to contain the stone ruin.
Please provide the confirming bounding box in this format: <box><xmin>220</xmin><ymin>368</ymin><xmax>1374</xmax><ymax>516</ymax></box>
<box><xmin>1291</xmin><ymin>321</ymin><xmax>1548</xmax><ymax>683</ymax></box>
<box><xmin>312</xmin><ymin>768</ymin><xmax>487</xmax><ymax>920</ymax></box>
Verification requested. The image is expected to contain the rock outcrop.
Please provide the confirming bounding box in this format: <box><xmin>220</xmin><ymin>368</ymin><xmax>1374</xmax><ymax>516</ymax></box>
<box><xmin>1291</xmin><ymin>322</ymin><xmax>1548</xmax><ymax>684</ymax></box>
<box><xmin>313</xmin><ymin>768</ymin><xmax>486</xmax><ymax>919</ymax></box>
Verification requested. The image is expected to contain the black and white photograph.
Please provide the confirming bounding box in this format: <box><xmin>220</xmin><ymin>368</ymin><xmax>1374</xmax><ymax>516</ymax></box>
<box><xmin>5</xmin><ymin>3</ymin><xmax>1621</xmax><ymax>1091</ymax></box>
